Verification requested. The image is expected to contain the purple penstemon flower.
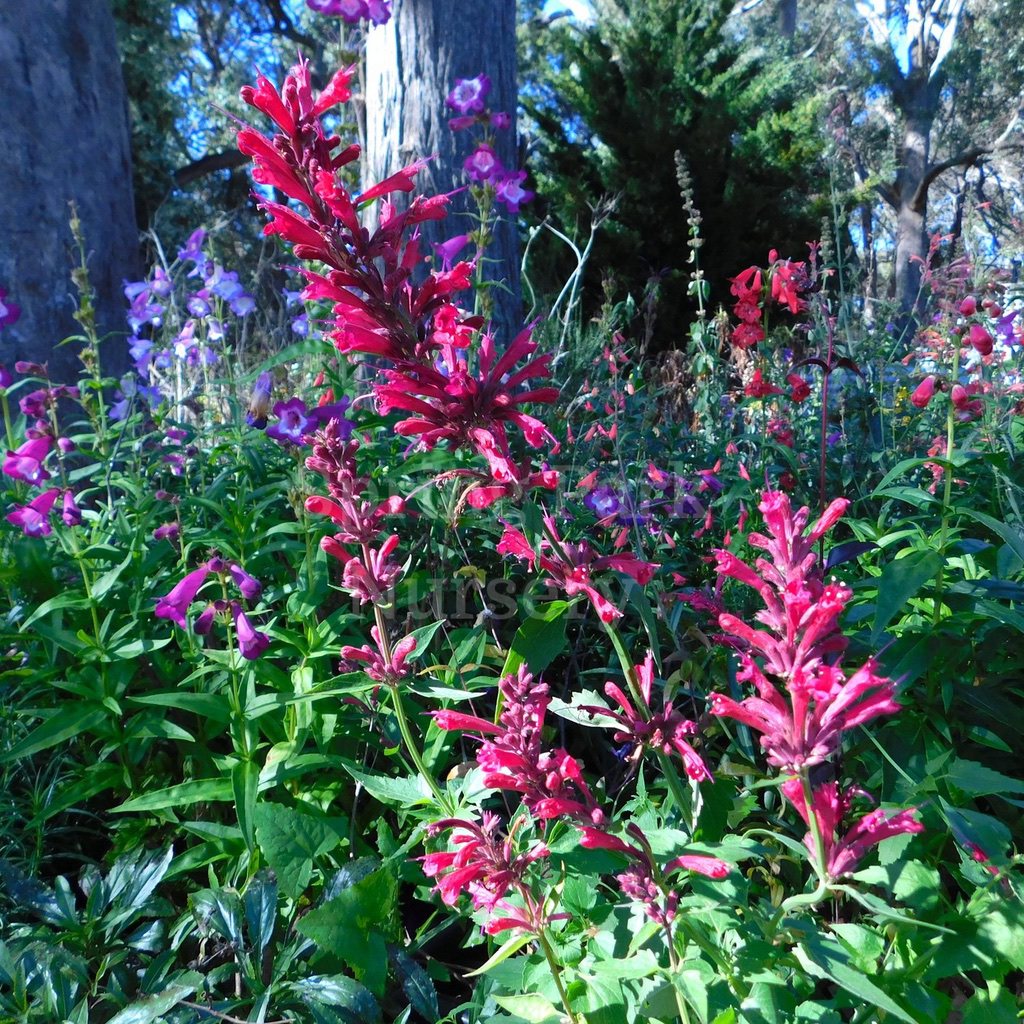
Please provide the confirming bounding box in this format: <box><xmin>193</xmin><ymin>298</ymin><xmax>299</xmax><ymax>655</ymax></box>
<box><xmin>187</xmin><ymin>293</ymin><xmax>211</xmax><ymax>317</ymax></box>
<box><xmin>446</xmin><ymin>74</ymin><xmax>491</xmax><ymax>114</ymax></box>
<box><xmin>0</xmin><ymin>287</ymin><xmax>21</xmax><ymax>330</ymax></box>
<box><xmin>61</xmin><ymin>490</ymin><xmax>82</xmax><ymax>527</ymax></box>
<box><xmin>6</xmin><ymin>488</ymin><xmax>60</xmax><ymax>537</ymax></box>
<box><xmin>495</xmin><ymin>170</ymin><xmax>534</xmax><ymax>213</ymax></box>
<box><xmin>232</xmin><ymin>602</ymin><xmax>270</xmax><ymax>660</ymax></box>
<box><xmin>3</xmin><ymin>436</ymin><xmax>52</xmax><ymax>485</ymax></box>
<box><xmin>229</xmin><ymin>563</ymin><xmax>263</xmax><ymax>601</ymax></box>
<box><xmin>266</xmin><ymin>397</ymin><xmax>317</xmax><ymax>445</ymax></box>
<box><xmin>584</xmin><ymin>484</ymin><xmax>622</xmax><ymax>519</ymax></box>
<box><xmin>433</xmin><ymin>234</ymin><xmax>470</xmax><ymax>270</ymax></box>
<box><xmin>177</xmin><ymin>228</ymin><xmax>206</xmax><ymax>267</ymax></box>
<box><xmin>154</xmin><ymin>563</ymin><xmax>212</xmax><ymax>628</ymax></box>
<box><xmin>464</xmin><ymin>144</ymin><xmax>503</xmax><ymax>184</ymax></box>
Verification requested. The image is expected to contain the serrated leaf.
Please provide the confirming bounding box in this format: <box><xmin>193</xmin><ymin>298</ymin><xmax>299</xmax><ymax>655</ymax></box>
<box><xmin>389</xmin><ymin>946</ymin><xmax>439</xmax><ymax>1021</ymax></box>
<box><xmin>296</xmin><ymin>868</ymin><xmax>396</xmax><ymax>996</ymax></box>
<box><xmin>253</xmin><ymin>803</ymin><xmax>344</xmax><ymax>897</ymax></box>
<box><xmin>340</xmin><ymin>760</ymin><xmax>433</xmax><ymax>806</ymax></box>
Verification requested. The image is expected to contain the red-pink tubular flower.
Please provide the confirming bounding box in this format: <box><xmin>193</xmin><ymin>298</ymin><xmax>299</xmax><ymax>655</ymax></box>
<box><xmin>338</xmin><ymin>534</ymin><xmax>402</xmax><ymax>604</ymax></box>
<box><xmin>781</xmin><ymin>778</ymin><xmax>923</xmax><ymax>880</ymax></box>
<box><xmin>710</xmin><ymin>490</ymin><xmax>900</xmax><ymax>770</ymax></box>
<box><xmin>910</xmin><ymin>375</ymin><xmax>937</xmax><ymax>409</ymax></box>
<box><xmin>340</xmin><ymin>625</ymin><xmax>417</xmax><ymax>684</ymax></box>
<box><xmin>496</xmin><ymin>519</ymin><xmax>658</xmax><ymax>624</ymax></box>
<box><xmin>581</xmin><ymin>651</ymin><xmax>711</xmax><ymax>781</ymax></box>
<box><xmin>423</xmin><ymin>813</ymin><xmax>556</xmax><ymax>936</ymax></box>
<box><xmin>967</xmin><ymin>323</ymin><xmax>994</xmax><ymax>356</ymax></box>
<box><xmin>434</xmin><ymin>666</ymin><xmax>605</xmax><ymax>825</ymax></box>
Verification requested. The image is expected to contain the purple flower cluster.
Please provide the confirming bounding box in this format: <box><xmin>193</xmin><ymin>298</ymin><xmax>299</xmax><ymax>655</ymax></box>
<box><xmin>445</xmin><ymin>74</ymin><xmax>533</xmax><ymax>214</ymax></box>
<box><xmin>118</xmin><ymin>229</ymin><xmax>255</xmax><ymax>418</ymax></box>
<box><xmin>305</xmin><ymin>0</ymin><xmax>391</xmax><ymax>24</ymax></box>
<box><xmin>245</xmin><ymin>371</ymin><xmax>355</xmax><ymax>445</ymax></box>
<box><xmin>154</xmin><ymin>556</ymin><xmax>269</xmax><ymax>660</ymax></box>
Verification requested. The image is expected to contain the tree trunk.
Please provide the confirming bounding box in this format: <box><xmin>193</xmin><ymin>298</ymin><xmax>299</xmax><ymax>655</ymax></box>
<box><xmin>364</xmin><ymin>0</ymin><xmax>521</xmax><ymax>341</ymax></box>
<box><xmin>892</xmin><ymin>71</ymin><xmax>940</xmax><ymax>316</ymax></box>
<box><xmin>777</xmin><ymin>0</ymin><xmax>797</xmax><ymax>38</ymax></box>
<box><xmin>0</xmin><ymin>0</ymin><xmax>139</xmax><ymax>383</ymax></box>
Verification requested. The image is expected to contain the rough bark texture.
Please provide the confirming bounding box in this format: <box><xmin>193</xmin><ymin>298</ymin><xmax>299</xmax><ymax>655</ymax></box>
<box><xmin>0</xmin><ymin>0</ymin><xmax>138</xmax><ymax>382</ymax></box>
<box><xmin>892</xmin><ymin>70</ymin><xmax>939</xmax><ymax>316</ymax></box>
<box><xmin>364</xmin><ymin>0</ymin><xmax>521</xmax><ymax>340</ymax></box>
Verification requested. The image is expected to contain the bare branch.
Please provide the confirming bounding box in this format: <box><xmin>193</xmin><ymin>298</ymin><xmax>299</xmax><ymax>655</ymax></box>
<box><xmin>174</xmin><ymin>150</ymin><xmax>249</xmax><ymax>187</ymax></box>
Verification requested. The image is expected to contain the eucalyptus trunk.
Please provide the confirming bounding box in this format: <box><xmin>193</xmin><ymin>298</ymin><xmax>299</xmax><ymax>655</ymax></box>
<box><xmin>0</xmin><ymin>0</ymin><xmax>138</xmax><ymax>382</ymax></box>
<box><xmin>364</xmin><ymin>0</ymin><xmax>521</xmax><ymax>340</ymax></box>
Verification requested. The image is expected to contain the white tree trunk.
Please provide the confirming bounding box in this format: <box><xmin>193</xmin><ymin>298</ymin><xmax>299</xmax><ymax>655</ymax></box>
<box><xmin>364</xmin><ymin>0</ymin><xmax>521</xmax><ymax>340</ymax></box>
<box><xmin>0</xmin><ymin>0</ymin><xmax>138</xmax><ymax>381</ymax></box>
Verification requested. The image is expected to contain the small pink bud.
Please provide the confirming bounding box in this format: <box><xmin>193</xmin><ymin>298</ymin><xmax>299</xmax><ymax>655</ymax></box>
<box><xmin>968</xmin><ymin>324</ymin><xmax>993</xmax><ymax>356</ymax></box>
<box><xmin>910</xmin><ymin>375</ymin><xmax>936</xmax><ymax>409</ymax></box>
<box><xmin>959</xmin><ymin>295</ymin><xmax>977</xmax><ymax>316</ymax></box>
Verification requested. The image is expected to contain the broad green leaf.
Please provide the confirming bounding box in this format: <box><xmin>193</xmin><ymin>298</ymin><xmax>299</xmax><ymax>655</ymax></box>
<box><xmin>128</xmin><ymin>691</ymin><xmax>232</xmax><ymax>722</ymax></box>
<box><xmin>501</xmin><ymin>600</ymin><xmax>569</xmax><ymax>677</ymax></box>
<box><xmin>955</xmin><ymin>507</ymin><xmax>1024</xmax><ymax>565</ymax></box>
<box><xmin>253</xmin><ymin>802</ymin><xmax>345</xmax><ymax>897</ymax></box>
<box><xmin>105</xmin><ymin>975</ymin><xmax>203</xmax><ymax>1024</ymax></box>
<box><xmin>296</xmin><ymin>868</ymin><xmax>396</xmax><ymax>996</ymax></box>
<box><xmin>244</xmin><ymin>869</ymin><xmax>278</xmax><ymax>955</ymax></box>
<box><xmin>21</xmin><ymin>592</ymin><xmax>93</xmax><ymax>629</ymax></box>
<box><xmin>110</xmin><ymin>637</ymin><xmax>172</xmax><ymax>658</ymax></box>
<box><xmin>946</xmin><ymin>759</ymin><xmax>1024</xmax><ymax>798</ymax></box>
<box><xmin>91</xmin><ymin>552</ymin><xmax>133</xmax><ymax>600</ymax></box>
<box><xmin>871</xmin><ymin>549</ymin><xmax>943</xmax><ymax>642</ymax></box>
<box><xmin>793</xmin><ymin>935</ymin><xmax>917</xmax><ymax>1023</ymax></box>
<box><xmin>404</xmin><ymin>619</ymin><xmax>446</xmax><ymax>662</ymax></box>
<box><xmin>390</xmin><ymin>946</ymin><xmax>439</xmax><ymax>1022</ymax></box>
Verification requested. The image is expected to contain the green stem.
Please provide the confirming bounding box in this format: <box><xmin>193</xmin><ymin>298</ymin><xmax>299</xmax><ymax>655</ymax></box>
<box><xmin>662</xmin><ymin>918</ymin><xmax>693</xmax><ymax>1024</ymax></box>
<box><xmin>0</xmin><ymin>391</ymin><xmax>16</xmax><ymax>453</ymax></box>
<box><xmin>371</xmin><ymin>602</ymin><xmax>448</xmax><ymax>809</ymax></box>
<box><xmin>780</xmin><ymin>771</ymin><xmax>831</xmax><ymax>911</ymax></box>
<box><xmin>537</xmin><ymin>929</ymin><xmax>581</xmax><ymax>1024</ymax></box>
<box><xmin>932</xmin><ymin>398</ymin><xmax>957</xmax><ymax>625</ymax></box>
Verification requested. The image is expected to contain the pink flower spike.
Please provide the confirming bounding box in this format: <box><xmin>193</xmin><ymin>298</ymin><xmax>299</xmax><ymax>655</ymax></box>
<box><xmin>910</xmin><ymin>375</ymin><xmax>937</xmax><ymax>409</ymax></box>
<box><xmin>431</xmin><ymin>710</ymin><xmax>503</xmax><ymax>734</ymax></box>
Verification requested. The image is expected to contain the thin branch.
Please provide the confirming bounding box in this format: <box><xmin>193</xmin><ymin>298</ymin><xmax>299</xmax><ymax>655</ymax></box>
<box><xmin>174</xmin><ymin>150</ymin><xmax>250</xmax><ymax>188</ymax></box>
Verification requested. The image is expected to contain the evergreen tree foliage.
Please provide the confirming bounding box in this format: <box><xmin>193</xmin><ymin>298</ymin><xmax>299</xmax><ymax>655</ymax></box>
<box><xmin>519</xmin><ymin>0</ymin><xmax>828</xmax><ymax>349</ymax></box>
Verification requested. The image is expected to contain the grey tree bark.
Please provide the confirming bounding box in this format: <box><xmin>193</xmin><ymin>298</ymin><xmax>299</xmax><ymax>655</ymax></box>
<box><xmin>364</xmin><ymin>0</ymin><xmax>521</xmax><ymax>341</ymax></box>
<box><xmin>0</xmin><ymin>0</ymin><xmax>138</xmax><ymax>383</ymax></box>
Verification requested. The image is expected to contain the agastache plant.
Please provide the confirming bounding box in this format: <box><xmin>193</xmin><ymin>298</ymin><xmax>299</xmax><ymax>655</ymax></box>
<box><xmin>710</xmin><ymin>490</ymin><xmax>923</xmax><ymax>901</ymax></box>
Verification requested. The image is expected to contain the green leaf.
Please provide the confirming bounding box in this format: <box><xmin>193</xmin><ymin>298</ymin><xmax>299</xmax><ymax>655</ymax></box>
<box><xmin>960</xmin><ymin>980</ymin><xmax>1018</xmax><ymax>1024</ymax></box>
<box><xmin>946</xmin><ymin>759</ymin><xmax>1024</xmax><ymax>798</ymax></box>
<box><xmin>955</xmin><ymin>508</ymin><xmax>1024</xmax><ymax>565</ymax></box>
<box><xmin>253</xmin><ymin>802</ymin><xmax>345</xmax><ymax>897</ymax></box>
<box><xmin>390</xmin><ymin>946</ymin><xmax>439</xmax><ymax>1022</ymax></box>
<box><xmin>501</xmin><ymin>601</ymin><xmax>569</xmax><ymax>677</ymax></box>
<box><xmin>110</xmin><ymin>637</ymin><xmax>172</xmax><ymax>659</ymax></box>
<box><xmin>128</xmin><ymin>691</ymin><xmax>232</xmax><ymax>722</ymax></box>
<box><xmin>793</xmin><ymin>935</ymin><xmax>917</xmax><ymax>1023</ymax></box>
<box><xmin>296</xmin><ymin>868</ymin><xmax>396</xmax><ymax>997</ymax></box>
<box><xmin>113</xmin><ymin>778</ymin><xmax>232</xmax><ymax>813</ymax></box>
<box><xmin>340</xmin><ymin>760</ymin><xmax>433</xmax><ymax>807</ymax></box>
<box><xmin>871</xmin><ymin>549</ymin><xmax>943</xmax><ymax>642</ymax></box>
<box><xmin>0</xmin><ymin>707</ymin><xmax>108</xmax><ymax>762</ymax></box>
<box><xmin>244</xmin><ymin>869</ymin><xmax>278</xmax><ymax>956</ymax></box>
<box><xmin>21</xmin><ymin>592</ymin><xmax>93</xmax><ymax>629</ymax></box>
<box><xmin>404</xmin><ymin>619</ymin><xmax>446</xmax><ymax>662</ymax></box>
<box><xmin>463</xmin><ymin>932</ymin><xmax>533</xmax><ymax>976</ymax></box>
<box><xmin>292</xmin><ymin>975</ymin><xmax>381</xmax><ymax>1023</ymax></box>
<box><xmin>105</xmin><ymin>975</ymin><xmax>203</xmax><ymax>1024</ymax></box>
<box><xmin>91</xmin><ymin>552</ymin><xmax>133</xmax><ymax>600</ymax></box>
<box><xmin>232</xmin><ymin>760</ymin><xmax>259</xmax><ymax>850</ymax></box>
<box><xmin>493</xmin><ymin>994</ymin><xmax>563</xmax><ymax>1023</ymax></box>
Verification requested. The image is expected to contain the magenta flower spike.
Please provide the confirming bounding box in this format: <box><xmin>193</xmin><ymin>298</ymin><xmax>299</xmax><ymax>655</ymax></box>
<box><xmin>6</xmin><ymin>488</ymin><xmax>60</xmax><ymax>537</ymax></box>
<box><xmin>154</xmin><ymin>563</ymin><xmax>212</xmax><ymax>628</ymax></box>
<box><xmin>710</xmin><ymin>491</ymin><xmax>900</xmax><ymax>771</ymax></box>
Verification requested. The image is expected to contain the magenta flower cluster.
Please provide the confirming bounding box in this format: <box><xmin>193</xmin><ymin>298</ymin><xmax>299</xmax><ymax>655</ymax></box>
<box><xmin>305</xmin><ymin>0</ymin><xmax>391</xmax><ymax>24</ymax></box>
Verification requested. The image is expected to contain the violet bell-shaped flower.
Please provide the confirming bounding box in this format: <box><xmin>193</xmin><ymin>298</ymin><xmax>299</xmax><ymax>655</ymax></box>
<box><xmin>154</xmin><ymin>563</ymin><xmax>213</xmax><ymax>628</ymax></box>
<box><xmin>3</xmin><ymin>436</ymin><xmax>53</xmax><ymax>485</ymax></box>
<box><xmin>6</xmin><ymin>488</ymin><xmax>60</xmax><ymax>537</ymax></box>
<box><xmin>229</xmin><ymin>563</ymin><xmax>263</xmax><ymax>601</ymax></box>
<box><xmin>232</xmin><ymin>602</ymin><xmax>270</xmax><ymax>660</ymax></box>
